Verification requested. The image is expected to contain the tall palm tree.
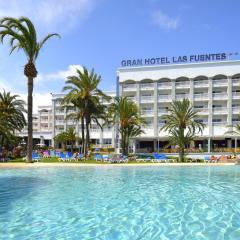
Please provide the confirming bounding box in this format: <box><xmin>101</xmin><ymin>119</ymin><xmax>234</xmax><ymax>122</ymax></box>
<box><xmin>0</xmin><ymin>17</ymin><xmax>60</xmax><ymax>162</ymax></box>
<box><xmin>161</xmin><ymin>99</ymin><xmax>205</xmax><ymax>161</ymax></box>
<box><xmin>109</xmin><ymin>97</ymin><xmax>145</xmax><ymax>155</ymax></box>
<box><xmin>0</xmin><ymin>90</ymin><xmax>26</xmax><ymax>146</ymax></box>
<box><xmin>62</xmin><ymin>67</ymin><xmax>109</xmax><ymax>156</ymax></box>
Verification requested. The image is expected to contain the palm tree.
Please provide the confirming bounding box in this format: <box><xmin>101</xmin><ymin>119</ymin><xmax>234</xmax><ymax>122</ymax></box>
<box><xmin>62</xmin><ymin>67</ymin><xmax>109</xmax><ymax>156</ymax></box>
<box><xmin>109</xmin><ymin>97</ymin><xmax>145</xmax><ymax>155</ymax></box>
<box><xmin>54</xmin><ymin>127</ymin><xmax>78</xmax><ymax>152</ymax></box>
<box><xmin>161</xmin><ymin>99</ymin><xmax>205</xmax><ymax>161</ymax></box>
<box><xmin>0</xmin><ymin>90</ymin><xmax>26</xmax><ymax>146</ymax></box>
<box><xmin>0</xmin><ymin>17</ymin><xmax>60</xmax><ymax>162</ymax></box>
<box><xmin>225</xmin><ymin>123</ymin><xmax>240</xmax><ymax>151</ymax></box>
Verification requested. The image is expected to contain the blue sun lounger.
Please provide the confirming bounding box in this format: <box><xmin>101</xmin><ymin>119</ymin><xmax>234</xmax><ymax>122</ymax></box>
<box><xmin>153</xmin><ymin>153</ymin><xmax>168</xmax><ymax>163</ymax></box>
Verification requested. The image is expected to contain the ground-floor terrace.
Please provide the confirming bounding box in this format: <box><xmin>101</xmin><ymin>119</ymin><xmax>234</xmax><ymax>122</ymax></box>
<box><xmin>133</xmin><ymin>137</ymin><xmax>240</xmax><ymax>153</ymax></box>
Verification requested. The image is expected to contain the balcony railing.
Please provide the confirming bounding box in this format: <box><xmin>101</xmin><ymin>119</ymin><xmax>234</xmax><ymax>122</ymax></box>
<box><xmin>141</xmin><ymin>96</ymin><xmax>154</xmax><ymax>103</ymax></box>
<box><xmin>232</xmin><ymin>79</ymin><xmax>240</xmax><ymax>86</ymax></box>
<box><xmin>213</xmin><ymin>93</ymin><xmax>228</xmax><ymax>99</ymax></box>
<box><xmin>141</xmin><ymin>110</ymin><xmax>154</xmax><ymax>116</ymax></box>
<box><xmin>158</xmin><ymin>109</ymin><xmax>169</xmax><ymax>114</ymax></box>
<box><xmin>123</xmin><ymin>84</ymin><xmax>136</xmax><ymax>91</ymax></box>
<box><xmin>127</xmin><ymin>96</ymin><xmax>136</xmax><ymax>102</ymax></box>
<box><xmin>140</xmin><ymin>83</ymin><xmax>154</xmax><ymax>90</ymax></box>
<box><xmin>233</xmin><ymin>92</ymin><xmax>240</xmax><ymax>99</ymax></box>
<box><xmin>158</xmin><ymin>82</ymin><xmax>172</xmax><ymax>89</ymax></box>
<box><xmin>175</xmin><ymin>82</ymin><xmax>190</xmax><ymax>88</ymax></box>
<box><xmin>142</xmin><ymin>125</ymin><xmax>154</xmax><ymax>129</ymax></box>
<box><xmin>195</xmin><ymin>108</ymin><xmax>208</xmax><ymax>114</ymax></box>
<box><xmin>158</xmin><ymin>95</ymin><xmax>171</xmax><ymax>102</ymax></box>
<box><xmin>55</xmin><ymin>111</ymin><xmax>64</xmax><ymax>115</ymax></box>
<box><xmin>213</xmin><ymin>79</ymin><xmax>228</xmax><ymax>86</ymax></box>
<box><xmin>176</xmin><ymin>94</ymin><xmax>189</xmax><ymax>100</ymax></box>
<box><xmin>232</xmin><ymin>120</ymin><xmax>240</xmax><ymax>125</ymax></box>
<box><xmin>194</xmin><ymin>81</ymin><xmax>209</xmax><ymax>87</ymax></box>
<box><xmin>213</xmin><ymin>107</ymin><xmax>228</xmax><ymax>114</ymax></box>
<box><xmin>55</xmin><ymin>120</ymin><xmax>65</xmax><ymax>125</ymax></box>
<box><xmin>232</xmin><ymin>107</ymin><xmax>240</xmax><ymax>114</ymax></box>
<box><xmin>194</xmin><ymin>93</ymin><xmax>208</xmax><ymax>100</ymax></box>
<box><xmin>213</xmin><ymin>122</ymin><xmax>227</xmax><ymax>126</ymax></box>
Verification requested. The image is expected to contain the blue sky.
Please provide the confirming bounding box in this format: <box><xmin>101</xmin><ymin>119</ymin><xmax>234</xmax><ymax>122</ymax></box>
<box><xmin>0</xmin><ymin>0</ymin><xmax>240</xmax><ymax>111</ymax></box>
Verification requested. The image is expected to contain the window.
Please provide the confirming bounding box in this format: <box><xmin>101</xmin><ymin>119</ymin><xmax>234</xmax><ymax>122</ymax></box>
<box><xmin>103</xmin><ymin>139</ymin><xmax>112</xmax><ymax>145</ymax></box>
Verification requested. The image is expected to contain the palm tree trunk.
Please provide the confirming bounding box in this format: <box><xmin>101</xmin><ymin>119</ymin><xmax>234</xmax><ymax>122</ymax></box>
<box><xmin>81</xmin><ymin>116</ymin><xmax>85</xmax><ymax>154</ymax></box>
<box><xmin>85</xmin><ymin>121</ymin><xmax>90</xmax><ymax>158</ymax></box>
<box><xmin>27</xmin><ymin>77</ymin><xmax>33</xmax><ymax>163</ymax></box>
<box><xmin>179</xmin><ymin>148</ymin><xmax>185</xmax><ymax>162</ymax></box>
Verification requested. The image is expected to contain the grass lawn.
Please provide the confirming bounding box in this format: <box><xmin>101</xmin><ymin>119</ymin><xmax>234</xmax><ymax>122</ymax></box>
<box><xmin>7</xmin><ymin>156</ymin><xmax>204</xmax><ymax>164</ymax></box>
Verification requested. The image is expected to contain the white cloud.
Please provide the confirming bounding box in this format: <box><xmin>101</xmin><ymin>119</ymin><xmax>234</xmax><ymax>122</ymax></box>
<box><xmin>0</xmin><ymin>0</ymin><xmax>98</xmax><ymax>33</ymax></box>
<box><xmin>36</xmin><ymin>64</ymin><xmax>83</xmax><ymax>83</ymax></box>
<box><xmin>151</xmin><ymin>10</ymin><xmax>179</xmax><ymax>30</ymax></box>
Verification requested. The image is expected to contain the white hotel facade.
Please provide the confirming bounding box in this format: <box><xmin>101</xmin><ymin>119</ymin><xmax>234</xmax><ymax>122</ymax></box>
<box><xmin>19</xmin><ymin>60</ymin><xmax>240</xmax><ymax>152</ymax></box>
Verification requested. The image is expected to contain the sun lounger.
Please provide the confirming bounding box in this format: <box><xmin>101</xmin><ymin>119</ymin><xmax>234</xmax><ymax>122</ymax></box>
<box><xmin>153</xmin><ymin>153</ymin><xmax>168</xmax><ymax>163</ymax></box>
<box><xmin>59</xmin><ymin>152</ymin><xmax>69</xmax><ymax>161</ymax></box>
<box><xmin>95</xmin><ymin>153</ymin><xmax>103</xmax><ymax>162</ymax></box>
<box><xmin>204</xmin><ymin>155</ymin><xmax>211</xmax><ymax>163</ymax></box>
<box><xmin>43</xmin><ymin>151</ymin><xmax>50</xmax><ymax>158</ymax></box>
<box><xmin>32</xmin><ymin>152</ymin><xmax>41</xmax><ymax>162</ymax></box>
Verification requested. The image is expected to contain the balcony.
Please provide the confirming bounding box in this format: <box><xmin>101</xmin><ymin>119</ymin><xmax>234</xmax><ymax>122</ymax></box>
<box><xmin>55</xmin><ymin>110</ymin><xmax>64</xmax><ymax>115</ymax></box>
<box><xmin>213</xmin><ymin>93</ymin><xmax>228</xmax><ymax>100</ymax></box>
<box><xmin>140</xmin><ymin>83</ymin><xmax>154</xmax><ymax>90</ymax></box>
<box><xmin>55</xmin><ymin>120</ymin><xmax>65</xmax><ymax>125</ymax></box>
<box><xmin>142</xmin><ymin>125</ymin><xmax>154</xmax><ymax>130</ymax></box>
<box><xmin>127</xmin><ymin>96</ymin><xmax>136</xmax><ymax>102</ymax></box>
<box><xmin>141</xmin><ymin>96</ymin><xmax>154</xmax><ymax>103</ymax></box>
<box><xmin>194</xmin><ymin>80</ymin><xmax>209</xmax><ymax>88</ymax></box>
<box><xmin>123</xmin><ymin>84</ymin><xmax>136</xmax><ymax>91</ymax></box>
<box><xmin>213</xmin><ymin>79</ymin><xmax>228</xmax><ymax>86</ymax></box>
<box><xmin>141</xmin><ymin>110</ymin><xmax>154</xmax><ymax>116</ymax></box>
<box><xmin>158</xmin><ymin>108</ymin><xmax>169</xmax><ymax>114</ymax></box>
<box><xmin>194</xmin><ymin>93</ymin><xmax>208</xmax><ymax>100</ymax></box>
<box><xmin>232</xmin><ymin>79</ymin><xmax>240</xmax><ymax>86</ymax></box>
<box><xmin>213</xmin><ymin>121</ymin><xmax>227</xmax><ymax>126</ymax></box>
<box><xmin>176</xmin><ymin>94</ymin><xmax>189</xmax><ymax>100</ymax></box>
<box><xmin>213</xmin><ymin>107</ymin><xmax>228</xmax><ymax>114</ymax></box>
<box><xmin>233</xmin><ymin>92</ymin><xmax>240</xmax><ymax>99</ymax></box>
<box><xmin>158</xmin><ymin>95</ymin><xmax>171</xmax><ymax>102</ymax></box>
<box><xmin>158</xmin><ymin>82</ymin><xmax>172</xmax><ymax>89</ymax></box>
<box><xmin>175</xmin><ymin>82</ymin><xmax>190</xmax><ymax>88</ymax></box>
<box><xmin>232</xmin><ymin>120</ymin><xmax>240</xmax><ymax>125</ymax></box>
<box><xmin>195</xmin><ymin>108</ymin><xmax>208</xmax><ymax>114</ymax></box>
<box><xmin>232</xmin><ymin>107</ymin><xmax>240</xmax><ymax>114</ymax></box>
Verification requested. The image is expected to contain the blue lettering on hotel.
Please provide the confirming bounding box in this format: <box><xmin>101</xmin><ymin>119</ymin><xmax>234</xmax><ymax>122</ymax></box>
<box><xmin>121</xmin><ymin>53</ymin><xmax>228</xmax><ymax>67</ymax></box>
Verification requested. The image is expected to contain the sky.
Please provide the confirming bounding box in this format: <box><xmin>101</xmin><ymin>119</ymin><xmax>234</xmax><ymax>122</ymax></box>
<box><xmin>0</xmin><ymin>0</ymin><xmax>240</xmax><ymax>112</ymax></box>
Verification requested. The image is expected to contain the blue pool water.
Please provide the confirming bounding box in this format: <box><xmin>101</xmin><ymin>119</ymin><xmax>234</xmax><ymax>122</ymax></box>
<box><xmin>0</xmin><ymin>166</ymin><xmax>240</xmax><ymax>240</ymax></box>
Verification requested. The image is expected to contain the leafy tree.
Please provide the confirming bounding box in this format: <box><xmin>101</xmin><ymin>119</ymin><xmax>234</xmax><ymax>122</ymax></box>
<box><xmin>161</xmin><ymin>99</ymin><xmax>205</xmax><ymax>161</ymax></box>
<box><xmin>109</xmin><ymin>97</ymin><xmax>145</xmax><ymax>155</ymax></box>
<box><xmin>0</xmin><ymin>17</ymin><xmax>60</xmax><ymax>162</ymax></box>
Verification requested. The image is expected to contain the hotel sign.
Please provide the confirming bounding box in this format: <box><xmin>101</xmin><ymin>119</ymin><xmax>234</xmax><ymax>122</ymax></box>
<box><xmin>121</xmin><ymin>53</ymin><xmax>228</xmax><ymax>67</ymax></box>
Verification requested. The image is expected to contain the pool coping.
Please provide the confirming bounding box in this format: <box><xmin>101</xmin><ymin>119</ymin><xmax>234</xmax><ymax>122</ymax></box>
<box><xmin>0</xmin><ymin>162</ymin><xmax>236</xmax><ymax>168</ymax></box>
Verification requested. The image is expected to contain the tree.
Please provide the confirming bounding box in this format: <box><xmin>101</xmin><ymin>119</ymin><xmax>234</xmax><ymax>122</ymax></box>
<box><xmin>109</xmin><ymin>97</ymin><xmax>145</xmax><ymax>155</ymax></box>
<box><xmin>225</xmin><ymin>123</ymin><xmax>240</xmax><ymax>151</ymax></box>
<box><xmin>54</xmin><ymin>127</ymin><xmax>78</xmax><ymax>152</ymax></box>
<box><xmin>62</xmin><ymin>67</ymin><xmax>109</xmax><ymax>156</ymax></box>
<box><xmin>161</xmin><ymin>99</ymin><xmax>205</xmax><ymax>161</ymax></box>
<box><xmin>0</xmin><ymin>17</ymin><xmax>60</xmax><ymax>162</ymax></box>
<box><xmin>0</xmin><ymin>90</ymin><xmax>26</xmax><ymax>146</ymax></box>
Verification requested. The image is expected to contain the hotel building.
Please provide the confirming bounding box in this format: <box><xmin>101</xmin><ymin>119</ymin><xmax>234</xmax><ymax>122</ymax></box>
<box><xmin>19</xmin><ymin>60</ymin><xmax>240</xmax><ymax>152</ymax></box>
<box><xmin>118</xmin><ymin>60</ymin><xmax>240</xmax><ymax>152</ymax></box>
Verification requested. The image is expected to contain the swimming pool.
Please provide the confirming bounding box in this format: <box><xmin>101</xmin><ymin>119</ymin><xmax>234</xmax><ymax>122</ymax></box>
<box><xmin>0</xmin><ymin>166</ymin><xmax>240</xmax><ymax>239</ymax></box>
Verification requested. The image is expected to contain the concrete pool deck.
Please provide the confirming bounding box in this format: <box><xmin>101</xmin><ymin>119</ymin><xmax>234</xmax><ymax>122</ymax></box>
<box><xmin>0</xmin><ymin>162</ymin><xmax>237</xmax><ymax>168</ymax></box>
